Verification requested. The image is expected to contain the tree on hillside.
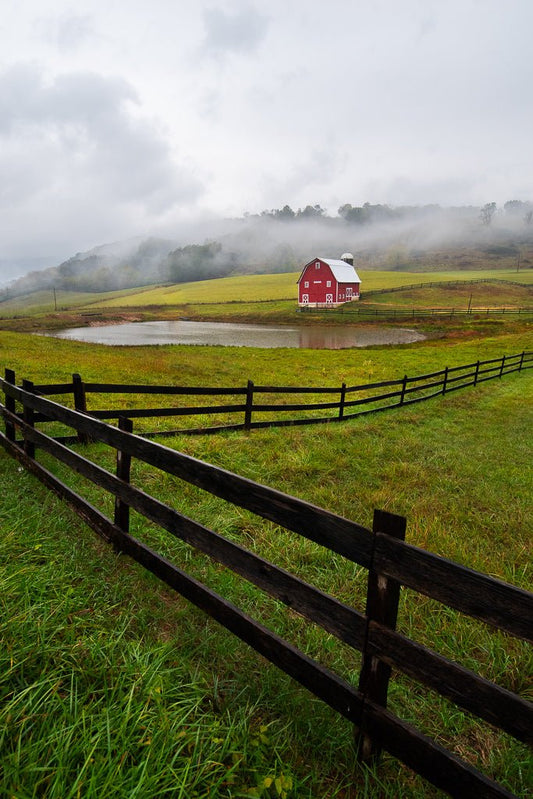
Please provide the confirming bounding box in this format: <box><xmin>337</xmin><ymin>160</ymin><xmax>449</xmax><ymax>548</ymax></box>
<box><xmin>258</xmin><ymin>205</ymin><xmax>296</xmax><ymax>220</ymax></box>
<box><xmin>263</xmin><ymin>243</ymin><xmax>299</xmax><ymax>273</ymax></box>
<box><xmin>164</xmin><ymin>241</ymin><xmax>239</xmax><ymax>283</ymax></box>
<box><xmin>480</xmin><ymin>202</ymin><xmax>497</xmax><ymax>226</ymax></box>
<box><xmin>339</xmin><ymin>203</ymin><xmax>398</xmax><ymax>224</ymax></box>
<box><xmin>274</xmin><ymin>205</ymin><xmax>296</xmax><ymax>220</ymax></box>
<box><xmin>363</xmin><ymin>203</ymin><xmax>397</xmax><ymax>222</ymax></box>
<box><xmin>504</xmin><ymin>200</ymin><xmax>528</xmax><ymax>216</ymax></box>
<box><xmin>338</xmin><ymin>204</ymin><xmax>368</xmax><ymax>224</ymax></box>
<box><xmin>296</xmin><ymin>204</ymin><xmax>326</xmax><ymax>219</ymax></box>
<box><xmin>504</xmin><ymin>200</ymin><xmax>533</xmax><ymax>226</ymax></box>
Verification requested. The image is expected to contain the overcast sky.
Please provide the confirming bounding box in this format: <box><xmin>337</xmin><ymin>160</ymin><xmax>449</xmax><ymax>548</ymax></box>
<box><xmin>1</xmin><ymin>0</ymin><xmax>532</xmax><ymax>269</ymax></box>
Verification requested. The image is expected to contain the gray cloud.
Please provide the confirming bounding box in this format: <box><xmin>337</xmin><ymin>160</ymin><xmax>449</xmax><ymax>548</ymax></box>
<box><xmin>1</xmin><ymin>0</ymin><xmax>532</xmax><ymax>276</ymax></box>
<box><xmin>201</xmin><ymin>4</ymin><xmax>269</xmax><ymax>57</ymax></box>
<box><xmin>0</xmin><ymin>65</ymin><xmax>204</xmax><ymax>259</ymax></box>
<box><xmin>36</xmin><ymin>13</ymin><xmax>96</xmax><ymax>53</ymax></box>
<box><xmin>0</xmin><ymin>64</ymin><xmax>137</xmax><ymax>133</ymax></box>
<box><xmin>261</xmin><ymin>146</ymin><xmax>348</xmax><ymax>210</ymax></box>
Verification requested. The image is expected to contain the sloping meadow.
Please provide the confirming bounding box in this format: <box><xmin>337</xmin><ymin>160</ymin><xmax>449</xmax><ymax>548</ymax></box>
<box><xmin>1</xmin><ymin>327</ymin><xmax>532</xmax><ymax>797</ymax></box>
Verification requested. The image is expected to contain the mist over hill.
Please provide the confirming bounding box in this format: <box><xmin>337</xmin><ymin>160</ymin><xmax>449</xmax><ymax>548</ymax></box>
<box><xmin>2</xmin><ymin>202</ymin><xmax>532</xmax><ymax>299</ymax></box>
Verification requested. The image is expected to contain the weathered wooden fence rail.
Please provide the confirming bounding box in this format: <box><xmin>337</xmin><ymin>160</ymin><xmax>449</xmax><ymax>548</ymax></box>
<box><xmin>9</xmin><ymin>350</ymin><xmax>533</xmax><ymax>438</ymax></box>
<box><xmin>0</xmin><ymin>378</ymin><xmax>531</xmax><ymax>798</ymax></box>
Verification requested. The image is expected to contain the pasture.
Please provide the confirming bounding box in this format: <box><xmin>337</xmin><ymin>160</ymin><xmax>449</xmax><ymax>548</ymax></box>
<box><xmin>81</xmin><ymin>269</ymin><xmax>532</xmax><ymax>309</ymax></box>
<box><xmin>1</xmin><ymin>268</ymin><xmax>532</xmax><ymax>326</ymax></box>
<box><xmin>0</xmin><ymin>271</ymin><xmax>532</xmax><ymax>797</ymax></box>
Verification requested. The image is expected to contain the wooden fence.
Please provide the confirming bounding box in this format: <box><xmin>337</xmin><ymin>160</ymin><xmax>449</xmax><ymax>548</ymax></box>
<box><xmin>10</xmin><ymin>350</ymin><xmax>533</xmax><ymax>438</ymax></box>
<box><xmin>361</xmin><ymin>277</ymin><xmax>533</xmax><ymax>298</ymax></box>
<box><xmin>0</xmin><ymin>377</ymin><xmax>531</xmax><ymax>798</ymax></box>
<box><xmin>300</xmin><ymin>305</ymin><xmax>533</xmax><ymax>316</ymax></box>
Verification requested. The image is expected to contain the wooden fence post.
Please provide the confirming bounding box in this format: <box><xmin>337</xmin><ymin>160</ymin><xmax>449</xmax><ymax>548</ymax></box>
<box><xmin>4</xmin><ymin>368</ymin><xmax>16</xmax><ymax>442</ymax></box>
<box><xmin>338</xmin><ymin>383</ymin><xmax>346</xmax><ymax>419</ymax></box>
<box><xmin>518</xmin><ymin>351</ymin><xmax>525</xmax><ymax>371</ymax></box>
<box><xmin>21</xmin><ymin>379</ymin><xmax>35</xmax><ymax>458</ymax></box>
<box><xmin>474</xmin><ymin>360</ymin><xmax>480</xmax><ymax>386</ymax></box>
<box><xmin>442</xmin><ymin>367</ymin><xmax>449</xmax><ymax>395</ymax></box>
<box><xmin>357</xmin><ymin>509</ymin><xmax>407</xmax><ymax>762</ymax></box>
<box><xmin>499</xmin><ymin>355</ymin><xmax>506</xmax><ymax>378</ymax></box>
<box><xmin>114</xmin><ymin>416</ymin><xmax>133</xmax><ymax>537</ymax></box>
<box><xmin>72</xmin><ymin>373</ymin><xmax>88</xmax><ymax>444</ymax></box>
<box><xmin>399</xmin><ymin>375</ymin><xmax>408</xmax><ymax>405</ymax></box>
<box><xmin>244</xmin><ymin>380</ymin><xmax>254</xmax><ymax>431</ymax></box>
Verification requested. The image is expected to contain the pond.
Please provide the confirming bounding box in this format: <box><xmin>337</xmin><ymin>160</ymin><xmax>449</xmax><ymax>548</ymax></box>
<box><xmin>46</xmin><ymin>320</ymin><xmax>426</xmax><ymax>349</ymax></box>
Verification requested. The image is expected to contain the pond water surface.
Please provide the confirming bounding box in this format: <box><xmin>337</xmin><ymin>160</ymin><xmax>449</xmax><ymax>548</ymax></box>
<box><xmin>47</xmin><ymin>320</ymin><xmax>426</xmax><ymax>349</ymax></box>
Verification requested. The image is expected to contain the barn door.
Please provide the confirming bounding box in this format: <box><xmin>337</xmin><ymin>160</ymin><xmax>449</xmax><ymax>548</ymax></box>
<box><xmin>326</xmin><ymin>294</ymin><xmax>333</xmax><ymax>304</ymax></box>
<box><xmin>302</xmin><ymin>293</ymin><xmax>309</xmax><ymax>304</ymax></box>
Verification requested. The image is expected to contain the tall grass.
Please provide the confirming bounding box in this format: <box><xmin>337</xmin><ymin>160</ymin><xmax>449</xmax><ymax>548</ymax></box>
<box><xmin>1</xmin><ymin>327</ymin><xmax>531</xmax><ymax>796</ymax></box>
<box><xmin>1</xmin><ymin>306</ymin><xmax>532</xmax><ymax>796</ymax></box>
<box><xmin>0</xmin><ymin>448</ymin><xmax>429</xmax><ymax>798</ymax></box>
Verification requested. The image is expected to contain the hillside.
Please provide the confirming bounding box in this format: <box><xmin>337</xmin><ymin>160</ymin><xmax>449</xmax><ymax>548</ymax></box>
<box><xmin>1</xmin><ymin>268</ymin><xmax>532</xmax><ymax>340</ymax></box>
<box><xmin>2</xmin><ymin>203</ymin><xmax>533</xmax><ymax>301</ymax></box>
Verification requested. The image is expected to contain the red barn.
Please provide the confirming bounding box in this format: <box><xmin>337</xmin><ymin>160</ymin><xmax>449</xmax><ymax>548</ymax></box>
<box><xmin>297</xmin><ymin>254</ymin><xmax>361</xmax><ymax>308</ymax></box>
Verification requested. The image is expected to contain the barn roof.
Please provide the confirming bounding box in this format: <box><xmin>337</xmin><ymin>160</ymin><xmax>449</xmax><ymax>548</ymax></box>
<box><xmin>297</xmin><ymin>257</ymin><xmax>361</xmax><ymax>284</ymax></box>
<box><xmin>321</xmin><ymin>258</ymin><xmax>361</xmax><ymax>283</ymax></box>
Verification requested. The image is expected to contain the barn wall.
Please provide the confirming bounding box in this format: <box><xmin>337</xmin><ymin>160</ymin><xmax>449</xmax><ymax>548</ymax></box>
<box><xmin>298</xmin><ymin>261</ymin><xmax>336</xmax><ymax>304</ymax></box>
<box><xmin>337</xmin><ymin>282</ymin><xmax>360</xmax><ymax>302</ymax></box>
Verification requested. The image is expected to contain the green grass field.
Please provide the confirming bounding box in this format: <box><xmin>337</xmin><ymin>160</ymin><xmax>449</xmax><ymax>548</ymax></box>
<box><xmin>0</xmin><ymin>272</ymin><xmax>532</xmax><ymax>797</ymax></box>
<box><xmin>0</xmin><ymin>286</ymin><xmax>147</xmax><ymax>318</ymax></box>
<box><xmin>68</xmin><ymin>268</ymin><xmax>533</xmax><ymax>308</ymax></box>
<box><xmin>1</xmin><ymin>268</ymin><xmax>531</xmax><ymax>321</ymax></box>
<box><xmin>365</xmin><ymin>282</ymin><xmax>532</xmax><ymax>309</ymax></box>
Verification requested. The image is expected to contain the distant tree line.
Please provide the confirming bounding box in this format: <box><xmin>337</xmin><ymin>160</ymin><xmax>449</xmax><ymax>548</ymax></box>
<box><xmin>255</xmin><ymin>204</ymin><xmax>326</xmax><ymax>220</ymax></box>
<box><xmin>2</xmin><ymin>199</ymin><xmax>532</xmax><ymax>301</ymax></box>
<box><xmin>251</xmin><ymin>200</ymin><xmax>533</xmax><ymax>227</ymax></box>
<box><xmin>503</xmin><ymin>200</ymin><xmax>533</xmax><ymax>225</ymax></box>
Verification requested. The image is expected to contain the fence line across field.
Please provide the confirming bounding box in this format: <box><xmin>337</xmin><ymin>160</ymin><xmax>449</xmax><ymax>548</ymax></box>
<box><xmin>301</xmin><ymin>305</ymin><xmax>533</xmax><ymax>316</ymax></box>
<box><xmin>0</xmin><ymin>374</ymin><xmax>531</xmax><ymax>797</ymax></box>
<box><xmin>16</xmin><ymin>349</ymin><xmax>533</xmax><ymax>438</ymax></box>
<box><xmin>361</xmin><ymin>276</ymin><xmax>533</xmax><ymax>297</ymax></box>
